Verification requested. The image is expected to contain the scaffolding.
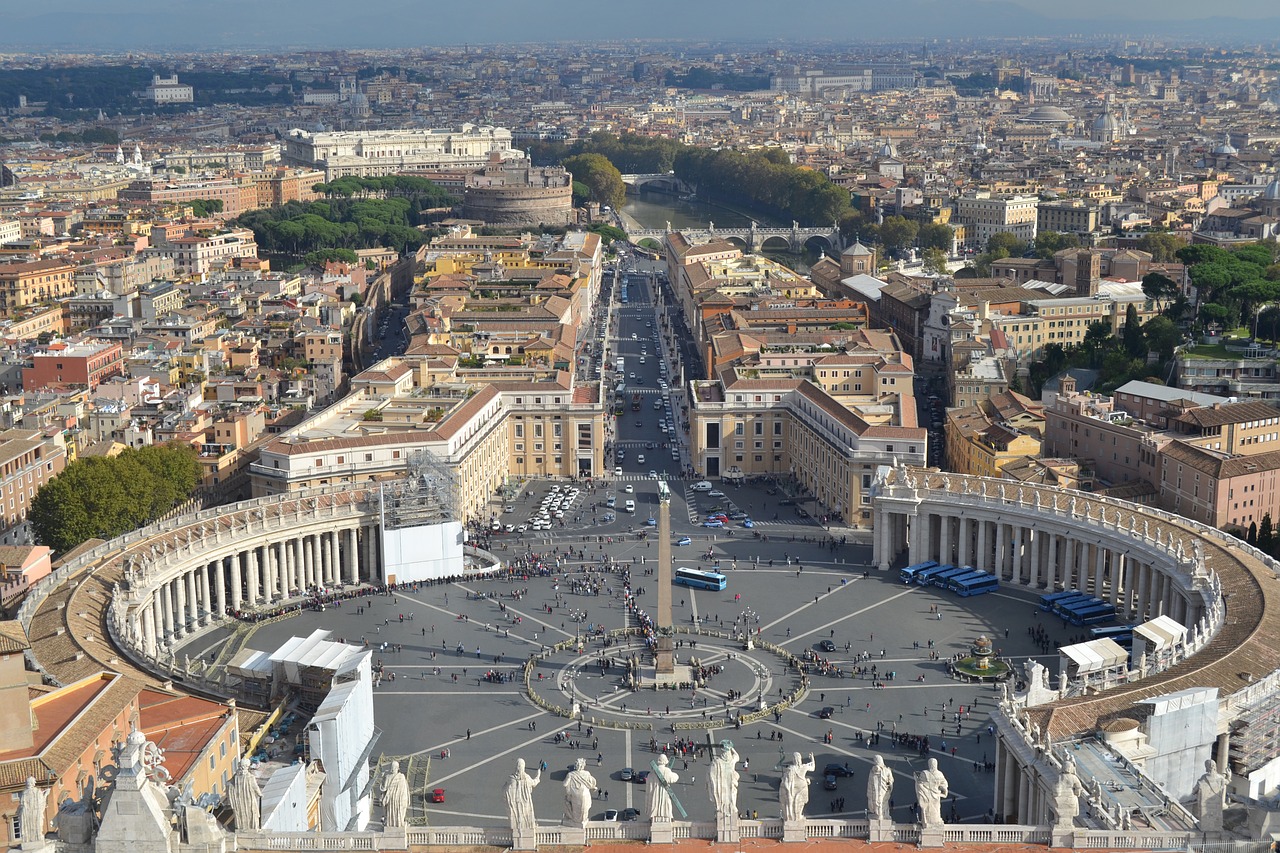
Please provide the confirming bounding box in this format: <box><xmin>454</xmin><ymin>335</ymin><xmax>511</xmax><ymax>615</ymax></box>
<box><xmin>380</xmin><ymin>449</ymin><xmax>457</xmax><ymax>531</ymax></box>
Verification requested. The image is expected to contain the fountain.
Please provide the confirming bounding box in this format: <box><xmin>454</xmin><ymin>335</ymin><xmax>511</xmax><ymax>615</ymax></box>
<box><xmin>953</xmin><ymin>635</ymin><xmax>1011</xmax><ymax>682</ymax></box>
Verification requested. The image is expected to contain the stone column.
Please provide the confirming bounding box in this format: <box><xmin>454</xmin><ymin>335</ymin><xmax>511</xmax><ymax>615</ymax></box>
<box><xmin>308</xmin><ymin>534</ymin><xmax>320</xmax><ymax>587</ymax></box>
<box><xmin>174</xmin><ymin>574</ymin><xmax>188</xmax><ymax>638</ymax></box>
<box><xmin>1109</xmin><ymin>553</ymin><xmax>1123</xmax><ymax>607</ymax></box>
<box><xmin>1011</xmin><ymin>526</ymin><xmax>1024</xmax><ymax>584</ymax></box>
<box><xmin>1028</xmin><ymin>528</ymin><xmax>1041</xmax><ymax>589</ymax></box>
<box><xmin>294</xmin><ymin>537</ymin><xmax>306</xmax><ymax>594</ymax></box>
<box><xmin>958</xmin><ymin>516</ymin><xmax>971</xmax><ymax>566</ymax></box>
<box><xmin>1046</xmin><ymin>534</ymin><xmax>1059</xmax><ymax>592</ymax></box>
<box><xmin>246</xmin><ymin>547</ymin><xmax>260</xmax><ymax>607</ymax></box>
<box><xmin>214</xmin><ymin>558</ymin><xmax>227</xmax><ymax>620</ymax></box>
<box><xmin>327</xmin><ymin>531</ymin><xmax>339</xmax><ymax>586</ymax></box>
<box><xmin>1094</xmin><ymin>546</ymin><xmax>1106</xmax><ymax>599</ymax></box>
<box><xmin>141</xmin><ymin>603</ymin><xmax>156</xmax><ymax>657</ymax></box>
<box><xmin>876</xmin><ymin>509</ymin><xmax>891</xmax><ymax>570</ymax></box>
<box><xmin>1064</xmin><ymin>538</ymin><xmax>1077</xmax><ymax>591</ymax></box>
<box><xmin>230</xmin><ymin>554</ymin><xmax>243</xmax><ymax>614</ymax></box>
<box><xmin>939</xmin><ymin>514</ymin><xmax>951</xmax><ymax>566</ymax></box>
<box><xmin>155</xmin><ymin>597</ymin><xmax>168</xmax><ymax>648</ymax></box>
<box><xmin>995</xmin><ymin>522</ymin><xmax>1008</xmax><ymax>579</ymax></box>
<box><xmin>346</xmin><ymin>527</ymin><xmax>360</xmax><ymax>585</ymax></box>
<box><xmin>198</xmin><ymin>564</ymin><xmax>211</xmax><ymax>626</ymax></box>
<box><xmin>1018</xmin><ymin>767</ymin><xmax>1032</xmax><ymax>824</ymax></box>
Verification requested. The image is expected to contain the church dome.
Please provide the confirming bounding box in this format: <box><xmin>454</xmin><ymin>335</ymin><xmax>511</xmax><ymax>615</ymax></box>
<box><xmin>1260</xmin><ymin>178</ymin><xmax>1280</xmax><ymax>200</ymax></box>
<box><xmin>1213</xmin><ymin>137</ymin><xmax>1237</xmax><ymax>155</ymax></box>
<box><xmin>878</xmin><ymin>140</ymin><xmax>897</xmax><ymax>158</ymax></box>
<box><xmin>1093</xmin><ymin>111</ymin><xmax>1120</xmax><ymax>133</ymax></box>
<box><xmin>1021</xmin><ymin>104</ymin><xmax>1073</xmax><ymax>124</ymax></box>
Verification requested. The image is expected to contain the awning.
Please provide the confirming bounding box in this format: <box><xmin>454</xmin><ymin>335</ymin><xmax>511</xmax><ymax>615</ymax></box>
<box><xmin>1133</xmin><ymin>614</ymin><xmax>1187</xmax><ymax>651</ymax></box>
<box><xmin>1060</xmin><ymin>638</ymin><xmax>1129</xmax><ymax>676</ymax></box>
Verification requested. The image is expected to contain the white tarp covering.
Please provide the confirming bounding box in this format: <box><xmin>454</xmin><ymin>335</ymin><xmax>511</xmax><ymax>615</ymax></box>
<box><xmin>381</xmin><ymin>519</ymin><xmax>464</xmax><ymax>583</ymax></box>
<box><xmin>1133</xmin><ymin>614</ymin><xmax>1187</xmax><ymax>651</ymax></box>
<box><xmin>1060</xmin><ymin>638</ymin><xmax>1129</xmax><ymax>676</ymax></box>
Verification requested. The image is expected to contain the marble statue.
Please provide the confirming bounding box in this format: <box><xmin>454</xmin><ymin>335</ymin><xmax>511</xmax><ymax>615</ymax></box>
<box><xmin>18</xmin><ymin>777</ymin><xmax>48</xmax><ymax>844</ymax></box>
<box><xmin>504</xmin><ymin>759</ymin><xmax>541</xmax><ymax>833</ymax></box>
<box><xmin>1052</xmin><ymin>755</ymin><xmax>1085</xmax><ymax>827</ymax></box>
<box><xmin>1195</xmin><ymin>758</ymin><xmax>1228</xmax><ymax>832</ymax></box>
<box><xmin>867</xmin><ymin>755</ymin><xmax>894</xmax><ymax>821</ymax></box>
<box><xmin>708</xmin><ymin>740</ymin><xmax>740</xmax><ymax>829</ymax></box>
<box><xmin>779</xmin><ymin>752</ymin><xmax>815</xmax><ymax>821</ymax></box>
<box><xmin>228</xmin><ymin>758</ymin><xmax>262</xmax><ymax>831</ymax></box>
<box><xmin>563</xmin><ymin>758</ymin><xmax>598</xmax><ymax>826</ymax></box>
<box><xmin>915</xmin><ymin>758</ymin><xmax>949</xmax><ymax>829</ymax></box>
<box><xmin>381</xmin><ymin>760</ymin><xmax>410</xmax><ymax>829</ymax></box>
<box><xmin>647</xmin><ymin>754</ymin><xmax>679</xmax><ymax>822</ymax></box>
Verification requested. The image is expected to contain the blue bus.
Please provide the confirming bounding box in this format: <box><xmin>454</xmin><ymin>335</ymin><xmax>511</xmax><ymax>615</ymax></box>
<box><xmin>1050</xmin><ymin>593</ymin><xmax>1096</xmax><ymax>618</ymax></box>
<box><xmin>674</xmin><ymin>567</ymin><xmax>727</xmax><ymax>591</ymax></box>
<box><xmin>1065</xmin><ymin>602</ymin><xmax>1117</xmax><ymax>626</ymax></box>
<box><xmin>1089</xmin><ymin>625</ymin><xmax>1134</xmax><ymax>646</ymax></box>
<box><xmin>954</xmin><ymin>573</ymin><xmax>1000</xmax><ymax>597</ymax></box>
<box><xmin>945</xmin><ymin>569</ymin><xmax>989</xmax><ymax>592</ymax></box>
<box><xmin>932</xmin><ymin>566</ymin><xmax>974</xmax><ymax>588</ymax></box>
<box><xmin>1039</xmin><ymin>590</ymin><xmax>1083</xmax><ymax>611</ymax></box>
<box><xmin>899</xmin><ymin>561</ymin><xmax>938</xmax><ymax>584</ymax></box>
<box><xmin>915</xmin><ymin>564</ymin><xmax>955</xmax><ymax>585</ymax></box>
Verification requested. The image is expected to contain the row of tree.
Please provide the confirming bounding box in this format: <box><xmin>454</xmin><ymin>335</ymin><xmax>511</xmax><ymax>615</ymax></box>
<box><xmin>236</xmin><ymin>196</ymin><xmax>434</xmax><ymax>258</ymax></box>
<box><xmin>310</xmin><ymin>174</ymin><xmax>457</xmax><ymax>205</ymax></box>
<box><xmin>31</xmin><ymin>446</ymin><xmax>202</xmax><ymax>553</ymax></box>
<box><xmin>672</xmin><ymin>147</ymin><xmax>850</xmax><ymax>225</ymax></box>
<box><xmin>1180</xmin><ymin>243</ymin><xmax>1280</xmax><ymax>333</ymax></box>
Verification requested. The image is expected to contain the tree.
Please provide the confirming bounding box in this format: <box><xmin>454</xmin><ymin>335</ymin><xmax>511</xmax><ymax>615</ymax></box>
<box><xmin>879</xmin><ymin>216</ymin><xmax>919</xmax><ymax>258</ymax></box>
<box><xmin>304</xmin><ymin>248</ymin><xmax>359</xmax><ymax>268</ymax></box>
<box><xmin>986</xmin><ymin>232</ymin><xmax>1028</xmax><ymax>260</ymax></box>
<box><xmin>1248</xmin><ymin>521</ymin><xmax>1258</xmax><ymax>545</ymax></box>
<box><xmin>921</xmin><ymin>247</ymin><xmax>948</xmax><ymax>275</ymax></box>
<box><xmin>1142</xmin><ymin>316</ymin><xmax>1182</xmax><ymax>361</ymax></box>
<box><xmin>1259</xmin><ymin>513</ymin><xmax>1275</xmax><ymax>555</ymax></box>
<box><xmin>1136</xmin><ymin>231</ymin><xmax>1187</xmax><ymax>262</ymax></box>
<box><xmin>917</xmin><ymin>223</ymin><xmax>954</xmax><ymax>252</ymax></box>
<box><xmin>562</xmin><ymin>153</ymin><xmax>625</xmax><ymax>209</ymax></box>
<box><xmin>571</xmin><ymin>181</ymin><xmax>591</xmax><ymax>207</ymax></box>
<box><xmin>189</xmin><ymin>198</ymin><xmax>223</xmax><ymax>218</ymax></box>
<box><xmin>1033</xmin><ymin>230</ymin><xmax>1079</xmax><ymax>258</ymax></box>
<box><xmin>1199</xmin><ymin>302</ymin><xmax>1234</xmax><ymax>327</ymax></box>
<box><xmin>30</xmin><ymin>445</ymin><xmax>201</xmax><ymax>553</ymax></box>
<box><xmin>1141</xmin><ymin>271</ymin><xmax>1179</xmax><ymax>308</ymax></box>
<box><xmin>1123</xmin><ymin>304</ymin><xmax>1145</xmax><ymax>357</ymax></box>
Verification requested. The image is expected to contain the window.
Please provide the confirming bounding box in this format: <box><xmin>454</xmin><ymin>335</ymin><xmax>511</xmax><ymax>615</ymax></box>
<box><xmin>735</xmin><ymin>422</ymin><xmax>744</xmax><ymax>436</ymax></box>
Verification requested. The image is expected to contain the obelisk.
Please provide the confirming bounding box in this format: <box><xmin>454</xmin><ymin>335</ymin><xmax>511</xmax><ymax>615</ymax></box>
<box><xmin>655</xmin><ymin>479</ymin><xmax>675</xmax><ymax>674</ymax></box>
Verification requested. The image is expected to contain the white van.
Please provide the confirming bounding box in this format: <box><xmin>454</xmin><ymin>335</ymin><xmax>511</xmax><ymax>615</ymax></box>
<box><xmin>624</xmin><ymin>499</ymin><xmax>636</xmax><ymax>513</ymax></box>
<box><xmin>691</xmin><ymin>481</ymin><xmax>713</xmax><ymax>492</ymax></box>
<box><xmin>637</xmin><ymin>454</ymin><xmax>645</xmax><ymax>464</ymax></box>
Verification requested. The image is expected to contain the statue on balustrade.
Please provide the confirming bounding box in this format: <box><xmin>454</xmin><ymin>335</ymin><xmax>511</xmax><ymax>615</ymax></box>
<box><xmin>707</xmin><ymin>740</ymin><xmax>739</xmax><ymax>830</ymax></box>
<box><xmin>914</xmin><ymin>758</ymin><xmax>949</xmax><ymax>830</ymax></box>
<box><xmin>647</xmin><ymin>754</ymin><xmax>679</xmax><ymax>822</ymax></box>
<box><xmin>779</xmin><ymin>752</ymin><xmax>815</xmax><ymax>822</ymax></box>
<box><xmin>562</xmin><ymin>757</ymin><xmax>598</xmax><ymax>826</ymax></box>
<box><xmin>1051</xmin><ymin>755</ymin><xmax>1085</xmax><ymax>828</ymax></box>
<box><xmin>1194</xmin><ymin>758</ymin><xmax>1228</xmax><ymax>832</ymax></box>
<box><xmin>18</xmin><ymin>777</ymin><xmax>49</xmax><ymax>844</ymax></box>
<box><xmin>381</xmin><ymin>760</ymin><xmax>410</xmax><ymax>829</ymax></box>
<box><xmin>505</xmin><ymin>758</ymin><xmax>541</xmax><ymax>833</ymax></box>
<box><xmin>228</xmin><ymin>758</ymin><xmax>262</xmax><ymax>831</ymax></box>
<box><xmin>867</xmin><ymin>755</ymin><xmax>894</xmax><ymax>821</ymax></box>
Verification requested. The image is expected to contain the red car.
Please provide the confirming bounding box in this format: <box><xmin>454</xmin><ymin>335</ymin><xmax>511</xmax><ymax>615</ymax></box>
<box><xmin>429</xmin><ymin>788</ymin><xmax>446</xmax><ymax>803</ymax></box>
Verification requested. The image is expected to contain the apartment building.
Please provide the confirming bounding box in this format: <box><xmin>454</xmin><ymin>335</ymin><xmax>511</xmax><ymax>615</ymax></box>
<box><xmin>689</xmin><ymin>370</ymin><xmax>925</xmax><ymax>527</ymax></box>
<box><xmin>0</xmin><ymin>260</ymin><xmax>75</xmax><ymax>312</ymax></box>
<box><xmin>118</xmin><ymin>177</ymin><xmax>258</xmax><ymax>218</ymax></box>
<box><xmin>1175</xmin><ymin>343</ymin><xmax>1280</xmax><ymax>399</ymax></box>
<box><xmin>281</xmin><ymin>126</ymin><xmax>515</xmax><ymax>179</ymax></box>
<box><xmin>147</xmin><ymin>227</ymin><xmax>259</xmax><ymax>276</ymax></box>
<box><xmin>1036</xmin><ymin>199</ymin><xmax>1099</xmax><ymax>237</ymax></box>
<box><xmin>954</xmin><ymin>193</ymin><xmax>1039</xmax><ymax>249</ymax></box>
<box><xmin>22</xmin><ymin>340</ymin><xmax>125</xmax><ymax>392</ymax></box>
<box><xmin>945</xmin><ymin>404</ymin><xmax>1043</xmax><ymax>478</ymax></box>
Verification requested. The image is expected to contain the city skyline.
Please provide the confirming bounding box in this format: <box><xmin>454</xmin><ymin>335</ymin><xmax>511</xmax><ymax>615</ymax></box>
<box><xmin>5</xmin><ymin>0</ymin><xmax>1280</xmax><ymax>50</ymax></box>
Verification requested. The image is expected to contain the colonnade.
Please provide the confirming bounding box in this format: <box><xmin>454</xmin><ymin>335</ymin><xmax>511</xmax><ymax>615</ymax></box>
<box><xmin>872</xmin><ymin>477</ymin><xmax>1206</xmax><ymax>629</ymax></box>
<box><xmin>134</xmin><ymin>523</ymin><xmax>384</xmax><ymax>659</ymax></box>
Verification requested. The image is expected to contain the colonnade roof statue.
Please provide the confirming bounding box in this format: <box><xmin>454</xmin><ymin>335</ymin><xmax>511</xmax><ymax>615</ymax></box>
<box><xmin>779</xmin><ymin>752</ymin><xmax>815</xmax><ymax>822</ymax></box>
<box><xmin>562</xmin><ymin>758</ymin><xmax>598</xmax><ymax>827</ymax></box>
<box><xmin>915</xmin><ymin>758</ymin><xmax>949</xmax><ymax>830</ymax></box>
<box><xmin>866</xmin><ymin>755</ymin><xmax>894</xmax><ymax>822</ymax></box>
<box><xmin>707</xmin><ymin>740</ymin><xmax>740</xmax><ymax>829</ymax></box>
<box><xmin>505</xmin><ymin>758</ymin><xmax>540</xmax><ymax>833</ymax></box>
<box><xmin>381</xmin><ymin>760</ymin><xmax>410</xmax><ymax>829</ymax></box>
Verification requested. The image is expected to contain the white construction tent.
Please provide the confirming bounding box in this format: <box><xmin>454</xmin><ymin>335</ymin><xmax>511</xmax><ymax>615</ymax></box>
<box><xmin>1133</xmin><ymin>614</ymin><xmax>1187</xmax><ymax>665</ymax></box>
<box><xmin>1059</xmin><ymin>638</ymin><xmax>1130</xmax><ymax>683</ymax></box>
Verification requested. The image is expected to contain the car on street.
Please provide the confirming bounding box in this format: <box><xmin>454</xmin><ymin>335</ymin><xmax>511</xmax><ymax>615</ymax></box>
<box><xmin>645</xmin><ymin>516</ymin><xmax>657</xmax><ymax>526</ymax></box>
<box><xmin>823</xmin><ymin>774</ymin><xmax>838</xmax><ymax>791</ymax></box>
<box><xmin>649</xmin><ymin>470</ymin><xmax>658</xmax><ymax>478</ymax></box>
<box><xmin>729</xmin><ymin>512</ymin><xmax>748</xmax><ymax>520</ymax></box>
<box><xmin>429</xmin><ymin>788</ymin><xmax>446</xmax><ymax>803</ymax></box>
<box><xmin>620</xmin><ymin>808</ymin><xmax>641</xmax><ymax>821</ymax></box>
<box><xmin>635</xmin><ymin>420</ymin><xmax>643</xmax><ymax>427</ymax></box>
<box><xmin>796</xmin><ymin>507</ymin><xmax>811</xmax><ymax>519</ymax></box>
<box><xmin>620</xmin><ymin>768</ymin><xmax>634</xmax><ymax>781</ymax></box>
<box><xmin>676</xmin><ymin>536</ymin><xmax>692</xmax><ymax>546</ymax></box>
<box><xmin>742</xmin><ymin>519</ymin><xmax>754</xmax><ymax>528</ymax></box>
<box><xmin>624</xmin><ymin>485</ymin><xmax>634</xmax><ymax>493</ymax></box>
<box><xmin>818</xmin><ymin>706</ymin><xmax>835</xmax><ymax>719</ymax></box>
<box><xmin>691</xmin><ymin>481</ymin><xmax>713</xmax><ymax>491</ymax></box>
<box><xmin>708</xmin><ymin>490</ymin><xmax>726</xmax><ymax>498</ymax></box>
<box><xmin>824</xmin><ymin>763</ymin><xmax>855</xmax><ymax>778</ymax></box>
<box><xmin>635</xmin><ymin>771</ymin><xmax>650</xmax><ymax>784</ymax></box>
<box><xmin>603</xmin><ymin>809</ymin><xmax>619</xmax><ymax>822</ymax></box>
<box><xmin>614</xmin><ymin>467</ymin><xmax>623</xmax><ymax>476</ymax></box>
<box><xmin>819</xmin><ymin>639</ymin><xmax>837</xmax><ymax>652</ymax></box>
<box><xmin>703</xmin><ymin>520</ymin><xmax>724</xmax><ymax>528</ymax></box>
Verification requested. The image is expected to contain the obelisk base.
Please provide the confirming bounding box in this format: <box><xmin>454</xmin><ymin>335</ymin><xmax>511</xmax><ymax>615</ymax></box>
<box><xmin>655</xmin><ymin>635</ymin><xmax>675</xmax><ymax>675</ymax></box>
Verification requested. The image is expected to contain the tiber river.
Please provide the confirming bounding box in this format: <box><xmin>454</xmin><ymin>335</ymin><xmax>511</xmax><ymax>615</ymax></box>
<box><xmin>619</xmin><ymin>189</ymin><xmax>823</xmax><ymax>273</ymax></box>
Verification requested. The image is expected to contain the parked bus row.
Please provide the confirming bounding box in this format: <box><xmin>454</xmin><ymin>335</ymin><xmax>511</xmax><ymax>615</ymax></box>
<box><xmin>897</xmin><ymin>561</ymin><xmax>999</xmax><ymax>597</ymax></box>
<box><xmin>1037</xmin><ymin>589</ymin><xmax>1118</xmax><ymax>626</ymax></box>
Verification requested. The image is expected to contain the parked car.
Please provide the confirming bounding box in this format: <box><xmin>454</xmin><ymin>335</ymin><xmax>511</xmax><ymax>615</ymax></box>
<box><xmin>708</xmin><ymin>490</ymin><xmax>726</xmax><ymax>498</ymax></box>
<box><xmin>703</xmin><ymin>520</ymin><xmax>724</xmax><ymax>528</ymax></box>
<box><xmin>818</xmin><ymin>706</ymin><xmax>835</xmax><ymax>719</ymax></box>
<box><xmin>819</xmin><ymin>639</ymin><xmax>837</xmax><ymax>652</ymax></box>
<box><xmin>823</xmin><ymin>774</ymin><xmax>838</xmax><ymax>791</ymax></box>
<box><xmin>620</xmin><ymin>808</ymin><xmax>642</xmax><ymax>821</ymax></box>
<box><xmin>429</xmin><ymin>788</ymin><xmax>446</xmax><ymax>803</ymax></box>
<box><xmin>603</xmin><ymin>809</ymin><xmax>620</xmax><ymax>822</ymax></box>
<box><xmin>676</xmin><ymin>536</ymin><xmax>692</xmax><ymax>546</ymax></box>
<box><xmin>620</xmin><ymin>767</ymin><xmax>634</xmax><ymax>781</ymax></box>
<box><xmin>824</xmin><ymin>763</ymin><xmax>855</xmax><ymax>778</ymax></box>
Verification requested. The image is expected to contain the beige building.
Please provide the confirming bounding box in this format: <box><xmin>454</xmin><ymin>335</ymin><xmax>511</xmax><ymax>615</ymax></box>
<box><xmin>282</xmin><ymin>126</ymin><xmax>515</xmax><ymax>180</ymax></box>
<box><xmin>955</xmin><ymin>193</ymin><xmax>1039</xmax><ymax>249</ymax></box>
<box><xmin>689</xmin><ymin>369</ymin><xmax>924</xmax><ymax>527</ymax></box>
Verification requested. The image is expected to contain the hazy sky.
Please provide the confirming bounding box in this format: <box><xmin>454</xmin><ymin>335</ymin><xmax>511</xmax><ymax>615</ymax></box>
<box><xmin>5</xmin><ymin>0</ymin><xmax>1280</xmax><ymax>48</ymax></box>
